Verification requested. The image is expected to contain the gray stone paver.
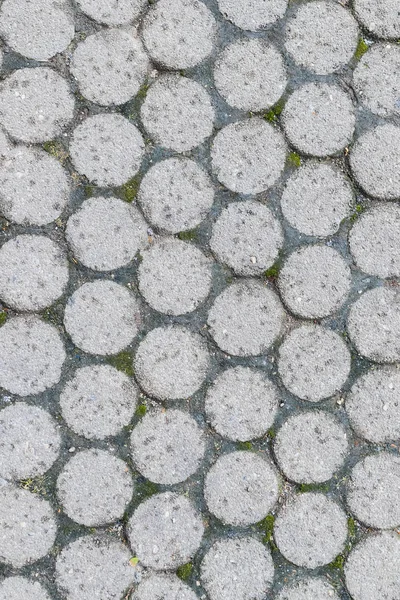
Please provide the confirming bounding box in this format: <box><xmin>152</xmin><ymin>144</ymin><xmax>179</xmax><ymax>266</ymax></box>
<box><xmin>0</xmin><ymin>1</ymin><xmax>399</xmax><ymax>598</ymax></box>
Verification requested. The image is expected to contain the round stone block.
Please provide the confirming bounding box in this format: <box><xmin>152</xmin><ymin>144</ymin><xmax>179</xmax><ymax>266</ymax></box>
<box><xmin>138</xmin><ymin>157</ymin><xmax>214</xmax><ymax>234</ymax></box>
<box><xmin>64</xmin><ymin>280</ymin><xmax>140</xmax><ymax>356</ymax></box>
<box><xmin>69</xmin><ymin>113</ymin><xmax>144</xmax><ymax>187</ymax></box>
<box><xmin>276</xmin><ymin>577</ymin><xmax>340</xmax><ymax>600</ymax></box>
<box><xmin>0</xmin><ymin>485</ymin><xmax>56</xmax><ymax>567</ymax></box>
<box><xmin>60</xmin><ymin>364</ymin><xmax>138</xmax><ymax>440</ymax></box>
<box><xmin>345</xmin><ymin>531</ymin><xmax>400</xmax><ymax>600</ymax></box>
<box><xmin>66</xmin><ymin>197</ymin><xmax>148</xmax><ymax>271</ymax></box>
<box><xmin>347</xmin><ymin>453</ymin><xmax>400</xmax><ymax>529</ymax></box>
<box><xmin>0</xmin><ymin>0</ymin><xmax>74</xmax><ymax>61</ymax></box>
<box><xmin>350</xmin><ymin>124</ymin><xmax>400</xmax><ymax>200</ymax></box>
<box><xmin>142</xmin><ymin>0</ymin><xmax>216</xmax><ymax>69</ymax></box>
<box><xmin>211</xmin><ymin>118</ymin><xmax>286</xmax><ymax>195</ymax></box>
<box><xmin>132</xmin><ymin>573</ymin><xmax>197</xmax><ymax>600</ymax></box>
<box><xmin>274</xmin><ymin>411</ymin><xmax>348</xmax><ymax>483</ymax></box>
<box><xmin>354</xmin><ymin>44</ymin><xmax>400</xmax><ymax>118</ymax></box>
<box><xmin>205</xmin><ymin>366</ymin><xmax>279</xmax><ymax>441</ymax></box>
<box><xmin>71</xmin><ymin>29</ymin><xmax>149</xmax><ymax>106</ymax></box>
<box><xmin>0</xmin><ymin>316</ymin><xmax>66</xmax><ymax>396</ymax></box>
<box><xmin>210</xmin><ymin>200</ymin><xmax>283</xmax><ymax>276</ymax></box>
<box><xmin>347</xmin><ymin>287</ymin><xmax>400</xmax><ymax>363</ymax></box>
<box><xmin>217</xmin><ymin>0</ymin><xmax>288</xmax><ymax>31</ymax></box>
<box><xmin>201</xmin><ymin>537</ymin><xmax>274</xmax><ymax>600</ymax></box>
<box><xmin>0</xmin><ymin>68</ymin><xmax>74</xmax><ymax>143</ymax></box>
<box><xmin>205</xmin><ymin>451</ymin><xmax>279</xmax><ymax>526</ymax></box>
<box><xmin>281</xmin><ymin>161</ymin><xmax>353</xmax><ymax>237</ymax></box>
<box><xmin>214</xmin><ymin>38</ymin><xmax>287</xmax><ymax>111</ymax></box>
<box><xmin>208</xmin><ymin>280</ymin><xmax>285</xmax><ymax>356</ymax></box>
<box><xmin>131</xmin><ymin>408</ymin><xmax>205</xmax><ymax>484</ymax></box>
<box><xmin>56</xmin><ymin>534</ymin><xmax>135</xmax><ymax>600</ymax></box>
<box><xmin>278</xmin><ymin>245</ymin><xmax>351</xmax><ymax>319</ymax></box>
<box><xmin>349</xmin><ymin>204</ymin><xmax>400</xmax><ymax>278</ymax></box>
<box><xmin>127</xmin><ymin>492</ymin><xmax>204</xmax><ymax>570</ymax></box>
<box><xmin>0</xmin><ymin>146</ymin><xmax>70</xmax><ymax>226</ymax></box>
<box><xmin>134</xmin><ymin>325</ymin><xmax>209</xmax><ymax>400</ymax></box>
<box><xmin>0</xmin><ymin>235</ymin><xmax>68</xmax><ymax>311</ymax></box>
<box><xmin>274</xmin><ymin>492</ymin><xmax>348</xmax><ymax>568</ymax></box>
<box><xmin>282</xmin><ymin>82</ymin><xmax>355</xmax><ymax>157</ymax></box>
<box><xmin>346</xmin><ymin>366</ymin><xmax>400</xmax><ymax>443</ymax></box>
<box><xmin>138</xmin><ymin>237</ymin><xmax>212</xmax><ymax>315</ymax></box>
<box><xmin>284</xmin><ymin>0</ymin><xmax>358</xmax><ymax>74</ymax></box>
<box><xmin>353</xmin><ymin>0</ymin><xmax>400</xmax><ymax>39</ymax></box>
<box><xmin>278</xmin><ymin>324</ymin><xmax>351</xmax><ymax>401</ymax></box>
<box><xmin>0</xmin><ymin>403</ymin><xmax>60</xmax><ymax>480</ymax></box>
<box><xmin>141</xmin><ymin>75</ymin><xmax>214</xmax><ymax>152</ymax></box>
<box><xmin>76</xmin><ymin>0</ymin><xmax>146</xmax><ymax>25</ymax></box>
<box><xmin>0</xmin><ymin>577</ymin><xmax>50</xmax><ymax>600</ymax></box>
<box><xmin>57</xmin><ymin>449</ymin><xmax>133</xmax><ymax>526</ymax></box>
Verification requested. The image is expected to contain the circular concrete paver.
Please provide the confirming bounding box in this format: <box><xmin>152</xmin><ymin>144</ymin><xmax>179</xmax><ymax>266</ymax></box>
<box><xmin>353</xmin><ymin>0</ymin><xmax>400</xmax><ymax>39</ymax></box>
<box><xmin>76</xmin><ymin>0</ymin><xmax>146</xmax><ymax>25</ymax></box>
<box><xmin>0</xmin><ymin>577</ymin><xmax>51</xmax><ymax>600</ymax></box>
<box><xmin>217</xmin><ymin>0</ymin><xmax>288</xmax><ymax>31</ymax></box>
<box><xmin>276</xmin><ymin>577</ymin><xmax>341</xmax><ymax>600</ymax></box>
<box><xmin>132</xmin><ymin>573</ymin><xmax>197</xmax><ymax>600</ymax></box>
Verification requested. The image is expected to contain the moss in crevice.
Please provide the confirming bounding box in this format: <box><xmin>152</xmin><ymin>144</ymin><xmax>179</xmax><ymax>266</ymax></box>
<box><xmin>42</xmin><ymin>141</ymin><xmax>69</xmax><ymax>165</ymax></box>
<box><xmin>135</xmin><ymin>403</ymin><xmax>147</xmax><ymax>418</ymax></box>
<box><xmin>136</xmin><ymin>479</ymin><xmax>159</xmax><ymax>500</ymax></box>
<box><xmin>354</xmin><ymin>38</ymin><xmax>368</xmax><ymax>60</ymax></box>
<box><xmin>108</xmin><ymin>350</ymin><xmax>134</xmax><ymax>377</ymax></box>
<box><xmin>264</xmin><ymin>98</ymin><xmax>285</xmax><ymax>124</ymax></box>
<box><xmin>264</xmin><ymin>253</ymin><xmax>283</xmax><ymax>281</ymax></box>
<box><xmin>176</xmin><ymin>562</ymin><xmax>193</xmax><ymax>581</ymax></box>
<box><xmin>258</xmin><ymin>514</ymin><xmax>278</xmax><ymax>550</ymax></box>
<box><xmin>118</xmin><ymin>175</ymin><xmax>141</xmax><ymax>203</ymax></box>
<box><xmin>297</xmin><ymin>482</ymin><xmax>330</xmax><ymax>493</ymax></box>
<box><xmin>177</xmin><ymin>229</ymin><xmax>198</xmax><ymax>241</ymax></box>
<box><xmin>0</xmin><ymin>311</ymin><xmax>7</xmax><ymax>327</ymax></box>
<box><xmin>349</xmin><ymin>203</ymin><xmax>365</xmax><ymax>222</ymax></box>
<box><xmin>236</xmin><ymin>441</ymin><xmax>253</xmax><ymax>451</ymax></box>
<box><xmin>287</xmin><ymin>151</ymin><xmax>301</xmax><ymax>168</ymax></box>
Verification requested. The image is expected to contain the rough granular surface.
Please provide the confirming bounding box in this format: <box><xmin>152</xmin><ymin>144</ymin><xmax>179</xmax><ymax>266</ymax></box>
<box><xmin>274</xmin><ymin>411</ymin><xmax>348</xmax><ymax>483</ymax></box>
<box><xmin>284</xmin><ymin>1</ymin><xmax>358</xmax><ymax>74</ymax></box>
<box><xmin>138</xmin><ymin>237</ymin><xmax>212</xmax><ymax>315</ymax></box>
<box><xmin>0</xmin><ymin>316</ymin><xmax>66</xmax><ymax>396</ymax></box>
<box><xmin>217</xmin><ymin>0</ymin><xmax>288</xmax><ymax>30</ymax></box>
<box><xmin>280</xmin><ymin>161</ymin><xmax>353</xmax><ymax>237</ymax></box>
<box><xmin>346</xmin><ymin>366</ymin><xmax>400</xmax><ymax>443</ymax></box>
<box><xmin>353</xmin><ymin>0</ymin><xmax>400</xmax><ymax>39</ymax></box>
<box><xmin>57</xmin><ymin>449</ymin><xmax>133</xmax><ymax>526</ymax></box>
<box><xmin>200</xmin><ymin>537</ymin><xmax>274</xmax><ymax>600</ymax></box>
<box><xmin>345</xmin><ymin>531</ymin><xmax>400</xmax><ymax>600</ymax></box>
<box><xmin>346</xmin><ymin>453</ymin><xmax>400</xmax><ymax>529</ymax></box>
<box><xmin>134</xmin><ymin>325</ymin><xmax>210</xmax><ymax>400</ymax></box>
<box><xmin>0</xmin><ymin>577</ymin><xmax>51</xmax><ymax>600</ymax></box>
<box><xmin>76</xmin><ymin>0</ymin><xmax>146</xmax><ymax>25</ymax></box>
<box><xmin>353</xmin><ymin>44</ymin><xmax>400</xmax><ymax>117</ymax></box>
<box><xmin>142</xmin><ymin>0</ymin><xmax>216</xmax><ymax>69</ymax></box>
<box><xmin>56</xmin><ymin>535</ymin><xmax>135</xmax><ymax>600</ymax></box>
<box><xmin>276</xmin><ymin>577</ymin><xmax>340</xmax><ymax>600</ymax></box>
<box><xmin>0</xmin><ymin>235</ymin><xmax>69</xmax><ymax>311</ymax></box>
<box><xmin>347</xmin><ymin>287</ymin><xmax>400</xmax><ymax>363</ymax></box>
<box><xmin>205</xmin><ymin>366</ymin><xmax>279</xmax><ymax>441</ymax></box>
<box><xmin>127</xmin><ymin>492</ymin><xmax>204</xmax><ymax>570</ymax></box>
<box><xmin>0</xmin><ymin>0</ymin><xmax>74</xmax><ymax>61</ymax></box>
<box><xmin>274</xmin><ymin>492</ymin><xmax>348</xmax><ymax>568</ymax></box>
<box><xmin>141</xmin><ymin>75</ymin><xmax>214</xmax><ymax>152</ymax></box>
<box><xmin>60</xmin><ymin>364</ymin><xmax>138</xmax><ymax>440</ymax></box>
<box><xmin>282</xmin><ymin>82</ymin><xmax>355</xmax><ymax>157</ymax></box>
<box><xmin>69</xmin><ymin>113</ymin><xmax>144</xmax><ymax>186</ymax></box>
<box><xmin>0</xmin><ymin>146</ymin><xmax>70</xmax><ymax>225</ymax></box>
<box><xmin>204</xmin><ymin>451</ymin><xmax>279</xmax><ymax>526</ymax></box>
<box><xmin>211</xmin><ymin>118</ymin><xmax>286</xmax><ymax>195</ymax></box>
<box><xmin>137</xmin><ymin>157</ymin><xmax>214</xmax><ymax>233</ymax></box>
<box><xmin>278</xmin><ymin>324</ymin><xmax>351</xmax><ymax>401</ymax></box>
<box><xmin>349</xmin><ymin>124</ymin><xmax>400</xmax><ymax>200</ymax></box>
<box><xmin>210</xmin><ymin>200</ymin><xmax>283</xmax><ymax>276</ymax></box>
<box><xmin>349</xmin><ymin>204</ymin><xmax>400</xmax><ymax>278</ymax></box>
<box><xmin>0</xmin><ymin>485</ymin><xmax>57</xmax><ymax>567</ymax></box>
<box><xmin>132</xmin><ymin>573</ymin><xmax>197</xmax><ymax>600</ymax></box>
<box><xmin>208</xmin><ymin>280</ymin><xmax>285</xmax><ymax>356</ymax></box>
<box><xmin>63</xmin><ymin>280</ymin><xmax>140</xmax><ymax>355</ymax></box>
<box><xmin>278</xmin><ymin>245</ymin><xmax>351</xmax><ymax>319</ymax></box>
<box><xmin>214</xmin><ymin>39</ymin><xmax>287</xmax><ymax>111</ymax></box>
<box><xmin>130</xmin><ymin>408</ymin><xmax>206</xmax><ymax>484</ymax></box>
<box><xmin>0</xmin><ymin>67</ymin><xmax>74</xmax><ymax>143</ymax></box>
<box><xmin>71</xmin><ymin>29</ymin><xmax>149</xmax><ymax>106</ymax></box>
<box><xmin>0</xmin><ymin>403</ymin><xmax>60</xmax><ymax>480</ymax></box>
<box><xmin>66</xmin><ymin>197</ymin><xmax>148</xmax><ymax>271</ymax></box>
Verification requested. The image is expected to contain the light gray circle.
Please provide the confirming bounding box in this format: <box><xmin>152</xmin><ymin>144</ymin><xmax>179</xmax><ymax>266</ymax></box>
<box><xmin>132</xmin><ymin>573</ymin><xmax>197</xmax><ymax>600</ymax></box>
<box><xmin>278</xmin><ymin>324</ymin><xmax>351</xmax><ymax>401</ymax></box>
<box><xmin>134</xmin><ymin>325</ymin><xmax>210</xmax><ymax>400</ymax></box>
<box><xmin>276</xmin><ymin>577</ymin><xmax>341</xmax><ymax>600</ymax></box>
<box><xmin>208</xmin><ymin>280</ymin><xmax>286</xmax><ymax>356</ymax></box>
<box><xmin>217</xmin><ymin>0</ymin><xmax>288</xmax><ymax>31</ymax></box>
<box><xmin>0</xmin><ymin>577</ymin><xmax>51</xmax><ymax>600</ymax></box>
<box><xmin>211</xmin><ymin>118</ymin><xmax>287</xmax><ymax>195</ymax></box>
<box><xmin>76</xmin><ymin>0</ymin><xmax>146</xmax><ymax>25</ymax></box>
<box><xmin>353</xmin><ymin>0</ymin><xmax>400</xmax><ymax>39</ymax></box>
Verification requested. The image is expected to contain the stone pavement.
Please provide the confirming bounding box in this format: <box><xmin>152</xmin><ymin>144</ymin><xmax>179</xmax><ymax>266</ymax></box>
<box><xmin>0</xmin><ymin>0</ymin><xmax>399</xmax><ymax>598</ymax></box>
